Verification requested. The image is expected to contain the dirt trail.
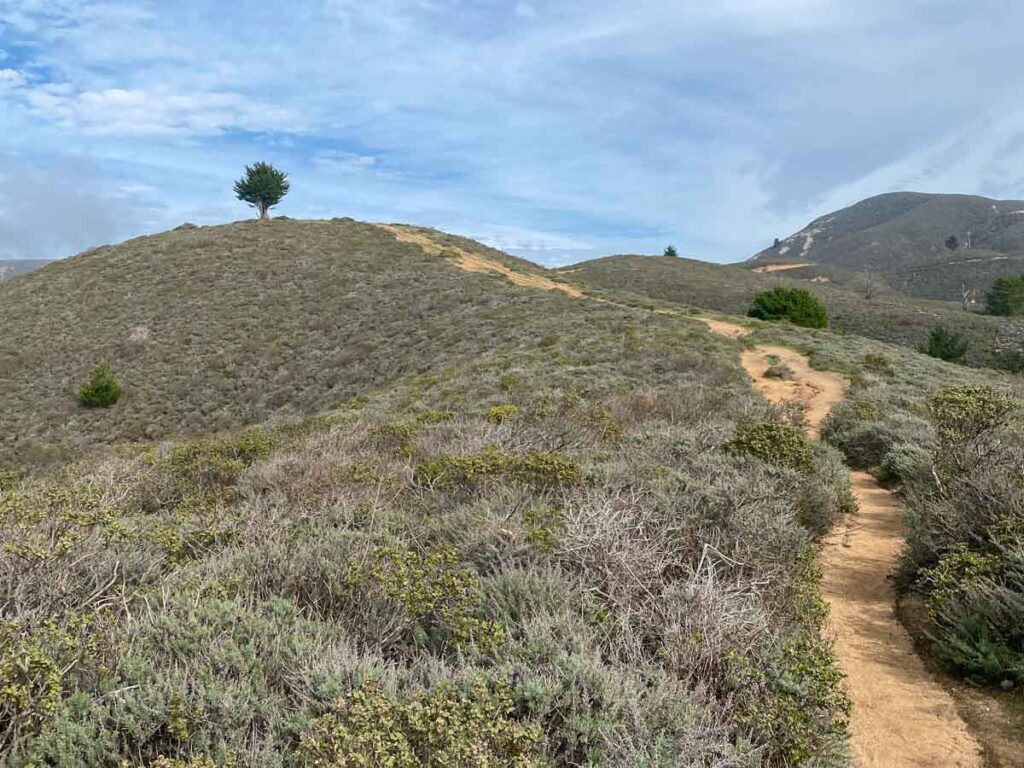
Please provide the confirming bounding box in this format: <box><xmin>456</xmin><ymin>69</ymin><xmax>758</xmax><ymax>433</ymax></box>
<box><xmin>378</xmin><ymin>224</ymin><xmax>583</xmax><ymax>297</ymax></box>
<box><xmin>750</xmin><ymin>261</ymin><xmax>815</xmax><ymax>273</ymax></box>
<box><xmin>701</xmin><ymin>322</ymin><xmax>983</xmax><ymax>768</ymax></box>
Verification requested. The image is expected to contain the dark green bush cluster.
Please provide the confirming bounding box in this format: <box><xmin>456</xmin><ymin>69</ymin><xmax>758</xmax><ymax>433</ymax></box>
<box><xmin>985</xmin><ymin>275</ymin><xmax>1024</xmax><ymax>316</ymax></box>
<box><xmin>924</xmin><ymin>324</ymin><xmax>968</xmax><ymax>362</ymax></box>
<box><xmin>727</xmin><ymin>422</ymin><xmax>815</xmax><ymax>473</ymax></box>
<box><xmin>297</xmin><ymin>678</ymin><xmax>545</xmax><ymax>767</ymax></box>
<box><xmin>77</xmin><ymin>364</ymin><xmax>121</xmax><ymax>408</ymax></box>
<box><xmin>748</xmin><ymin>288</ymin><xmax>828</xmax><ymax>329</ymax></box>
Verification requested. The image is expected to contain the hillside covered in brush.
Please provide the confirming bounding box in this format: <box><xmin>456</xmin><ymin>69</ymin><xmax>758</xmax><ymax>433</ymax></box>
<box><xmin>566</xmin><ymin>253</ymin><xmax>1024</xmax><ymax>368</ymax></box>
<box><xmin>3</xmin><ymin>218</ymin><xmax>1023</xmax><ymax>766</ymax></box>
<box><xmin>747</xmin><ymin>192</ymin><xmax>1024</xmax><ymax>301</ymax></box>
<box><xmin>1</xmin><ymin>218</ymin><xmax>866</xmax><ymax>766</ymax></box>
<box><xmin>0</xmin><ymin>219</ymin><xmax>583</xmax><ymax>468</ymax></box>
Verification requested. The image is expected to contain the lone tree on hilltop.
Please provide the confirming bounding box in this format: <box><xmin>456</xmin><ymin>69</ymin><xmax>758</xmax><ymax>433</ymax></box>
<box><xmin>234</xmin><ymin>161</ymin><xmax>289</xmax><ymax>220</ymax></box>
<box><xmin>663</xmin><ymin>245</ymin><xmax>678</xmax><ymax>258</ymax></box>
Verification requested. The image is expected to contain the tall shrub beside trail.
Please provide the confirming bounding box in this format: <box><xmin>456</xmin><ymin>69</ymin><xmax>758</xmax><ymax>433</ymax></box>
<box><xmin>901</xmin><ymin>384</ymin><xmax>1024</xmax><ymax>687</ymax></box>
<box><xmin>748</xmin><ymin>288</ymin><xmax>828</xmax><ymax>329</ymax></box>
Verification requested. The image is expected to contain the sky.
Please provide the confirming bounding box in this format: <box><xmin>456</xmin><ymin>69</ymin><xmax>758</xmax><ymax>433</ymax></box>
<box><xmin>1</xmin><ymin>0</ymin><xmax>1024</xmax><ymax>266</ymax></box>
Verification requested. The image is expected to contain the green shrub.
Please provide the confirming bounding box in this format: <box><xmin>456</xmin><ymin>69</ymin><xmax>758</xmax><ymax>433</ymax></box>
<box><xmin>985</xmin><ymin>275</ymin><xmax>1024</xmax><ymax>316</ymax></box>
<box><xmin>296</xmin><ymin>678</ymin><xmax>545</xmax><ymax>767</ymax></box>
<box><xmin>926</xmin><ymin>384</ymin><xmax>1015</xmax><ymax>447</ymax></box>
<box><xmin>748</xmin><ymin>288</ymin><xmax>827</xmax><ymax>329</ymax></box>
<box><xmin>365</xmin><ymin>546</ymin><xmax>505</xmax><ymax>653</ymax></box>
<box><xmin>415</xmin><ymin>409</ymin><xmax>455</xmax><ymax>425</ymax></box>
<box><xmin>77</xmin><ymin>364</ymin><xmax>121</xmax><ymax>408</ymax></box>
<box><xmin>921</xmin><ymin>546</ymin><xmax>1001</xmax><ymax>619</ymax></box>
<box><xmin>727</xmin><ymin>422</ymin><xmax>815</xmax><ymax>473</ymax></box>
<box><xmin>878</xmin><ymin>443</ymin><xmax>930</xmax><ymax>483</ymax></box>
<box><xmin>860</xmin><ymin>353</ymin><xmax>894</xmax><ymax>377</ymax></box>
<box><xmin>166</xmin><ymin>428</ymin><xmax>276</xmax><ymax>489</ymax></box>
<box><xmin>486</xmin><ymin>404</ymin><xmax>519</xmax><ymax>424</ymax></box>
<box><xmin>989</xmin><ymin>347</ymin><xmax>1024</xmax><ymax>373</ymax></box>
<box><xmin>924</xmin><ymin>325</ymin><xmax>968</xmax><ymax>362</ymax></box>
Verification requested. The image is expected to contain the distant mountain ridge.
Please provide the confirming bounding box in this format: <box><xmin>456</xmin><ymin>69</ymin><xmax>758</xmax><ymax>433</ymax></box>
<box><xmin>0</xmin><ymin>259</ymin><xmax>51</xmax><ymax>280</ymax></box>
<box><xmin>746</xmin><ymin>192</ymin><xmax>1024</xmax><ymax>301</ymax></box>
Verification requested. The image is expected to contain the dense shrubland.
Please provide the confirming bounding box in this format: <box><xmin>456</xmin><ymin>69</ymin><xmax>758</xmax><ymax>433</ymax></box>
<box><xmin>1</xmin><ymin>318</ymin><xmax>854</xmax><ymax>766</ymax></box>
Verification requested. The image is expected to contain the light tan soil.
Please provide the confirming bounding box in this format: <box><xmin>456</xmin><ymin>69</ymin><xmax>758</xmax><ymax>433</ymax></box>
<box><xmin>378</xmin><ymin>224</ymin><xmax>583</xmax><ymax>297</ymax></box>
<box><xmin>739</xmin><ymin>344</ymin><xmax>844</xmax><ymax>438</ymax></box>
<box><xmin>750</xmin><ymin>261</ymin><xmax>815</xmax><ymax>273</ymax></box>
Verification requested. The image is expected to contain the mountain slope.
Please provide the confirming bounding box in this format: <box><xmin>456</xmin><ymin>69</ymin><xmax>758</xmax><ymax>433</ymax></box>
<box><xmin>0</xmin><ymin>218</ymin><xmax>589</xmax><ymax>468</ymax></box>
<box><xmin>747</xmin><ymin>192</ymin><xmax>1024</xmax><ymax>300</ymax></box>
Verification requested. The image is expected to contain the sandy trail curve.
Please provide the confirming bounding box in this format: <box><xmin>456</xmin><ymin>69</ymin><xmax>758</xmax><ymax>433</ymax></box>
<box><xmin>702</xmin><ymin>323</ymin><xmax>983</xmax><ymax>768</ymax></box>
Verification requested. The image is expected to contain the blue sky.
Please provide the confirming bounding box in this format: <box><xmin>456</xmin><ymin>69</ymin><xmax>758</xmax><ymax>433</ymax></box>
<box><xmin>1</xmin><ymin>0</ymin><xmax>1023</xmax><ymax>265</ymax></box>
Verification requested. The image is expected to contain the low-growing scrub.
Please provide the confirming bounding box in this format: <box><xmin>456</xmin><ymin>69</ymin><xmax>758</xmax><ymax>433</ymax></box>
<box><xmin>1</xmin><ymin>317</ymin><xmax>854</xmax><ymax>766</ymax></box>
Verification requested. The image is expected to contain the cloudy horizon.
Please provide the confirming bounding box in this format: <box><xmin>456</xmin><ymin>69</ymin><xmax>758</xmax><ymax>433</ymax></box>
<box><xmin>2</xmin><ymin>0</ymin><xmax>1023</xmax><ymax>265</ymax></box>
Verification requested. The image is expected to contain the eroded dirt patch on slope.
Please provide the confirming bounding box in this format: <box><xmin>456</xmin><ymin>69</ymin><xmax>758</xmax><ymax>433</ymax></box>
<box><xmin>378</xmin><ymin>224</ymin><xmax>583</xmax><ymax>297</ymax></box>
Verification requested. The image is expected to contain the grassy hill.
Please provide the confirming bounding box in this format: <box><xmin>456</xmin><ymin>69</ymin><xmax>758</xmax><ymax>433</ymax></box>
<box><xmin>2</xmin><ymin>219</ymin><xmax>1021</xmax><ymax>766</ymax></box>
<box><xmin>747</xmin><ymin>192</ymin><xmax>1024</xmax><ymax>301</ymax></box>
<box><xmin>0</xmin><ymin>218</ymin><xmax>864</xmax><ymax>766</ymax></box>
<box><xmin>0</xmin><ymin>260</ymin><xmax>50</xmax><ymax>281</ymax></box>
<box><xmin>567</xmin><ymin>253</ymin><xmax>1024</xmax><ymax>369</ymax></box>
<box><xmin>0</xmin><ymin>218</ymin><xmax>588</xmax><ymax>468</ymax></box>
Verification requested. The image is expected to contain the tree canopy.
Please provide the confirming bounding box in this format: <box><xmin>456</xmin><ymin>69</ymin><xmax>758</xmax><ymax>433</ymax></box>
<box><xmin>985</xmin><ymin>276</ymin><xmax>1024</xmax><ymax>316</ymax></box>
<box><xmin>234</xmin><ymin>162</ymin><xmax>290</xmax><ymax>220</ymax></box>
<box><xmin>748</xmin><ymin>287</ymin><xmax>828</xmax><ymax>329</ymax></box>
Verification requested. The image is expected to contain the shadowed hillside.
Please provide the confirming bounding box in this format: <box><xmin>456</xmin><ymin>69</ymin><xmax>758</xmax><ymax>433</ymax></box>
<box><xmin>567</xmin><ymin>253</ymin><xmax>1024</xmax><ymax>368</ymax></box>
<box><xmin>747</xmin><ymin>192</ymin><xmax>1024</xmax><ymax>301</ymax></box>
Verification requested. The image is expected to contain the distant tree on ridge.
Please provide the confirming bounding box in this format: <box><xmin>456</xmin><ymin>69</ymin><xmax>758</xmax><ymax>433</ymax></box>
<box><xmin>234</xmin><ymin>161</ymin><xmax>290</xmax><ymax>220</ymax></box>
<box><xmin>663</xmin><ymin>245</ymin><xmax>678</xmax><ymax>258</ymax></box>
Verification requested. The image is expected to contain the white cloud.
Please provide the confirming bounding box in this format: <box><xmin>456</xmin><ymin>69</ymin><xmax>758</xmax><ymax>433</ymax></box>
<box><xmin>2</xmin><ymin>0</ymin><xmax>1024</xmax><ymax>264</ymax></box>
<box><xmin>21</xmin><ymin>86</ymin><xmax>305</xmax><ymax>136</ymax></box>
<box><xmin>313</xmin><ymin>150</ymin><xmax>378</xmax><ymax>172</ymax></box>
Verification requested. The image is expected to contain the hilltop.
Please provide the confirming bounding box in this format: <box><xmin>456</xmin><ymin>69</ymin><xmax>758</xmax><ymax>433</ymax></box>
<box><xmin>746</xmin><ymin>192</ymin><xmax>1024</xmax><ymax>301</ymax></box>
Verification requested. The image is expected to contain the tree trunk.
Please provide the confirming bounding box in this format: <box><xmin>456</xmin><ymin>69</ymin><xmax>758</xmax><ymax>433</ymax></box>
<box><xmin>259</xmin><ymin>204</ymin><xmax>269</xmax><ymax>221</ymax></box>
